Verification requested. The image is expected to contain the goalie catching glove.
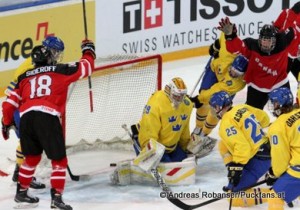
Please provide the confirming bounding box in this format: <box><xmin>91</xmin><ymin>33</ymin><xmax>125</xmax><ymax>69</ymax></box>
<box><xmin>133</xmin><ymin>138</ymin><xmax>165</xmax><ymax>172</ymax></box>
<box><xmin>81</xmin><ymin>39</ymin><xmax>96</xmax><ymax>59</ymax></box>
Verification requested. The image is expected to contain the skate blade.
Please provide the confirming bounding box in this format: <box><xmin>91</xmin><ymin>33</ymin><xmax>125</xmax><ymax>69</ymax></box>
<box><xmin>14</xmin><ymin>202</ymin><xmax>38</xmax><ymax>209</ymax></box>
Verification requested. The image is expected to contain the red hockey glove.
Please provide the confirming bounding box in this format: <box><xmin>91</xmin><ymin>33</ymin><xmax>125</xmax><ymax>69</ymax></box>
<box><xmin>81</xmin><ymin>39</ymin><xmax>96</xmax><ymax>59</ymax></box>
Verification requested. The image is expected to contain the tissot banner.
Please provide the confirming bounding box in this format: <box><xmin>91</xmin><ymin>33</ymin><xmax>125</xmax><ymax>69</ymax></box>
<box><xmin>96</xmin><ymin>0</ymin><xmax>298</xmax><ymax>56</ymax></box>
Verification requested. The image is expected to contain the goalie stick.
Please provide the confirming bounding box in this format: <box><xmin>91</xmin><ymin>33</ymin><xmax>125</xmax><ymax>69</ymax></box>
<box><xmin>121</xmin><ymin>124</ymin><xmax>192</xmax><ymax>210</ymax></box>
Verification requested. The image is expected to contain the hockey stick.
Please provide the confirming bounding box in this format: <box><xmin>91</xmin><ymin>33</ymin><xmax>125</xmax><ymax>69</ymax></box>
<box><xmin>66</xmin><ymin>164</ymin><xmax>114</xmax><ymax>182</ymax></box>
<box><xmin>67</xmin><ymin>165</ymin><xmax>80</xmax><ymax>181</ymax></box>
<box><xmin>189</xmin><ymin>56</ymin><xmax>212</xmax><ymax>97</ymax></box>
<box><xmin>82</xmin><ymin>0</ymin><xmax>94</xmax><ymax>112</ymax></box>
<box><xmin>228</xmin><ymin>186</ymin><xmax>234</xmax><ymax>210</ymax></box>
<box><xmin>121</xmin><ymin>124</ymin><xmax>192</xmax><ymax>210</ymax></box>
<box><xmin>187</xmin><ymin>179</ymin><xmax>267</xmax><ymax>209</ymax></box>
<box><xmin>0</xmin><ymin>169</ymin><xmax>9</xmax><ymax>177</ymax></box>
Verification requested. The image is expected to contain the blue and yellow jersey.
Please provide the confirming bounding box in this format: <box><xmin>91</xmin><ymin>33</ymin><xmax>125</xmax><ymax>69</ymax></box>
<box><xmin>218</xmin><ymin>104</ymin><xmax>270</xmax><ymax>165</ymax></box>
<box><xmin>268</xmin><ymin>109</ymin><xmax>300</xmax><ymax>178</ymax></box>
<box><xmin>138</xmin><ymin>90</ymin><xmax>193</xmax><ymax>152</ymax></box>
<box><xmin>5</xmin><ymin>58</ymin><xmax>33</xmax><ymax>96</ymax></box>
<box><xmin>198</xmin><ymin>33</ymin><xmax>246</xmax><ymax>104</ymax></box>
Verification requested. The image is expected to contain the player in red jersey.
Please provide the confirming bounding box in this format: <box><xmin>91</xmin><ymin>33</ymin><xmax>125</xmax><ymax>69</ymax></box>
<box><xmin>218</xmin><ymin>17</ymin><xmax>298</xmax><ymax>109</ymax></box>
<box><xmin>1</xmin><ymin>40</ymin><xmax>95</xmax><ymax>210</ymax></box>
<box><xmin>273</xmin><ymin>1</ymin><xmax>300</xmax><ymax>106</ymax></box>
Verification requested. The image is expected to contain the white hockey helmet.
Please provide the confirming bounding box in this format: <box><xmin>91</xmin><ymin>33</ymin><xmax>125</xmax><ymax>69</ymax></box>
<box><xmin>164</xmin><ymin>77</ymin><xmax>187</xmax><ymax>108</ymax></box>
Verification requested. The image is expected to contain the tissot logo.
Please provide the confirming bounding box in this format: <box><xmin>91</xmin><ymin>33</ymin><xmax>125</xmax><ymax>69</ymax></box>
<box><xmin>123</xmin><ymin>0</ymin><xmax>162</xmax><ymax>33</ymax></box>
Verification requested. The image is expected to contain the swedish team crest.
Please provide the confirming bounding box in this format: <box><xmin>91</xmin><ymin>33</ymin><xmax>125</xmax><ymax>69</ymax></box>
<box><xmin>172</xmin><ymin>124</ymin><xmax>182</xmax><ymax>131</ymax></box>
<box><xmin>181</xmin><ymin>114</ymin><xmax>188</xmax><ymax>120</ymax></box>
<box><xmin>168</xmin><ymin>116</ymin><xmax>177</xmax><ymax>122</ymax></box>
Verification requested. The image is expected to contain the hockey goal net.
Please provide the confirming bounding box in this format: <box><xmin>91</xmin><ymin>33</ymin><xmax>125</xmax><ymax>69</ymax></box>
<box><xmin>64</xmin><ymin>54</ymin><xmax>162</xmax><ymax>151</ymax></box>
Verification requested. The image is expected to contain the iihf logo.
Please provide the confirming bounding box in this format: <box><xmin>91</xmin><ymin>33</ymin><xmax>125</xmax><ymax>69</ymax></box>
<box><xmin>123</xmin><ymin>0</ymin><xmax>163</xmax><ymax>33</ymax></box>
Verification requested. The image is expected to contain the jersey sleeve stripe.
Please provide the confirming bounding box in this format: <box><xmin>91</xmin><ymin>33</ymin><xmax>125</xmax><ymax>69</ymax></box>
<box><xmin>6</xmin><ymin>98</ymin><xmax>19</xmax><ymax>108</ymax></box>
<box><xmin>10</xmin><ymin>91</ymin><xmax>22</xmax><ymax>100</ymax></box>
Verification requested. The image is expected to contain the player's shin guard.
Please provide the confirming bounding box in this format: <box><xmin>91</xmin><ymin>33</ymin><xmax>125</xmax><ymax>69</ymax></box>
<box><xmin>202</xmin><ymin>110</ymin><xmax>219</xmax><ymax>136</ymax></box>
<box><xmin>231</xmin><ymin>188</ymin><xmax>269</xmax><ymax>207</ymax></box>
<box><xmin>267</xmin><ymin>189</ymin><xmax>284</xmax><ymax>210</ymax></box>
<box><xmin>51</xmin><ymin>157</ymin><xmax>68</xmax><ymax>193</ymax></box>
<box><xmin>18</xmin><ymin>155</ymin><xmax>41</xmax><ymax>189</ymax></box>
<box><xmin>195</xmin><ymin>105</ymin><xmax>210</xmax><ymax>129</ymax></box>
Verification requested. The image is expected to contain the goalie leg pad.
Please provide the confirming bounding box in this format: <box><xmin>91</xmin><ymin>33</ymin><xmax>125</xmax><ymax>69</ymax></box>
<box><xmin>133</xmin><ymin>139</ymin><xmax>165</xmax><ymax>172</ymax></box>
<box><xmin>110</xmin><ymin>157</ymin><xmax>196</xmax><ymax>186</ymax></box>
<box><xmin>110</xmin><ymin>160</ymin><xmax>131</xmax><ymax>185</ymax></box>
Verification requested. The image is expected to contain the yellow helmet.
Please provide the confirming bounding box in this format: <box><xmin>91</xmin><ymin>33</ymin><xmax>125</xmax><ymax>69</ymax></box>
<box><xmin>164</xmin><ymin>77</ymin><xmax>187</xmax><ymax>108</ymax></box>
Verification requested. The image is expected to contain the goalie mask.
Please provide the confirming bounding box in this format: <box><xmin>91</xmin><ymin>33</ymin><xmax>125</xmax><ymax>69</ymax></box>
<box><xmin>268</xmin><ymin>87</ymin><xmax>294</xmax><ymax>117</ymax></box>
<box><xmin>42</xmin><ymin>36</ymin><xmax>65</xmax><ymax>64</ymax></box>
<box><xmin>258</xmin><ymin>24</ymin><xmax>277</xmax><ymax>54</ymax></box>
<box><xmin>164</xmin><ymin>77</ymin><xmax>187</xmax><ymax>109</ymax></box>
<box><xmin>209</xmin><ymin>91</ymin><xmax>233</xmax><ymax>119</ymax></box>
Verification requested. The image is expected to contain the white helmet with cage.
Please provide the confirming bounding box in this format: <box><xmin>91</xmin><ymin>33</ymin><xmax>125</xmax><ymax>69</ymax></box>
<box><xmin>164</xmin><ymin>77</ymin><xmax>187</xmax><ymax>109</ymax></box>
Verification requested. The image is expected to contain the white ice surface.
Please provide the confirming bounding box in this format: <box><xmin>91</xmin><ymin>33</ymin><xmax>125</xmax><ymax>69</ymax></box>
<box><xmin>0</xmin><ymin>55</ymin><xmax>298</xmax><ymax>210</ymax></box>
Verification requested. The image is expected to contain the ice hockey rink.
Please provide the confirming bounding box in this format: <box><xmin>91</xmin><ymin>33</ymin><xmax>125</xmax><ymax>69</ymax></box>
<box><xmin>0</xmin><ymin>55</ymin><xmax>299</xmax><ymax>210</ymax></box>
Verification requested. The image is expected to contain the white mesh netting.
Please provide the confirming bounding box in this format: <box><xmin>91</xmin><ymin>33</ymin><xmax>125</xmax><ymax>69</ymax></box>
<box><xmin>64</xmin><ymin>54</ymin><xmax>162</xmax><ymax>152</ymax></box>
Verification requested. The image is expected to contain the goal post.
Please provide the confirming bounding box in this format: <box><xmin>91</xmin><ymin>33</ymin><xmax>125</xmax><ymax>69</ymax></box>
<box><xmin>65</xmin><ymin>54</ymin><xmax>162</xmax><ymax>149</ymax></box>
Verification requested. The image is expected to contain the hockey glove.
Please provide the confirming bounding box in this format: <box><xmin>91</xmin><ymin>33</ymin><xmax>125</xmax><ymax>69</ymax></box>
<box><xmin>265</xmin><ymin>168</ymin><xmax>277</xmax><ymax>186</ymax></box>
<box><xmin>227</xmin><ymin>162</ymin><xmax>243</xmax><ymax>187</ymax></box>
<box><xmin>1</xmin><ymin>118</ymin><xmax>14</xmax><ymax>140</ymax></box>
<box><xmin>209</xmin><ymin>39</ymin><xmax>220</xmax><ymax>59</ymax></box>
<box><xmin>81</xmin><ymin>39</ymin><xmax>96</xmax><ymax>59</ymax></box>
<box><xmin>188</xmin><ymin>95</ymin><xmax>203</xmax><ymax>109</ymax></box>
<box><xmin>217</xmin><ymin>17</ymin><xmax>237</xmax><ymax>40</ymax></box>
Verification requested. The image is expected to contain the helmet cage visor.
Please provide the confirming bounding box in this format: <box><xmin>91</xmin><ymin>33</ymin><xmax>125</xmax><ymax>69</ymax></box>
<box><xmin>268</xmin><ymin>100</ymin><xmax>282</xmax><ymax>117</ymax></box>
<box><xmin>49</xmin><ymin>48</ymin><xmax>64</xmax><ymax>64</ymax></box>
<box><xmin>259</xmin><ymin>36</ymin><xmax>276</xmax><ymax>53</ymax></box>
